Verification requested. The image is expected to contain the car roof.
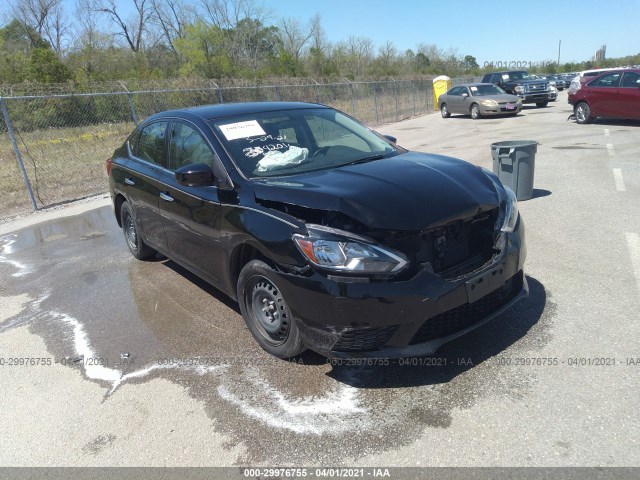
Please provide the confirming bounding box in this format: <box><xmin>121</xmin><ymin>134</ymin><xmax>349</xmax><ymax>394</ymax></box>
<box><xmin>145</xmin><ymin>101</ymin><xmax>329</xmax><ymax>123</ymax></box>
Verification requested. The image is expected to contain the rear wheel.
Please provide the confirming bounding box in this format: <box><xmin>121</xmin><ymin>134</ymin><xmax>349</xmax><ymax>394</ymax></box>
<box><xmin>120</xmin><ymin>201</ymin><xmax>156</xmax><ymax>260</ymax></box>
<box><xmin>575</xmin><ymin>102</ymin><xmax>593</xmax><ymax>124</ymax></box>
<box><xmin>470</xmin><ymin>104</ymin><xmax>481</xmax><ymax>120</ymax></box>
<box><xmin>536</xmin><ymin>102</ymin><xmax>548</xmax><ymax>107</ymax></box>
<box><xmin>440</xmin><ymin>103</ymin><xmax>450</xmax><ymax>118</ymax></box>
<box><xmin>237</xmin><ymin>259</ymin><xmax>305</xmax><ymax>358</ymax></box>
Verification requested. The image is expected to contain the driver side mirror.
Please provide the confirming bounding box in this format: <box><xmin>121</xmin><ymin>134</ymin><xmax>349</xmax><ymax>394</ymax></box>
<box><xmin>175</xmin><ymin>163</ymin><xmax>214</xmax><ymax>187</ymax></box>
<box><xmin>461</xmin><ymin>93</ymin><xmax>469</xmax><ymax>98</ymax></box>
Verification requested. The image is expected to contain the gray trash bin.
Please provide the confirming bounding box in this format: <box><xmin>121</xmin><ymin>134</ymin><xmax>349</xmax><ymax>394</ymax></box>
<box><xmin>491</xmin><ymin>140</ymin><xmax>538</xmax><ymax>201</ymax></box>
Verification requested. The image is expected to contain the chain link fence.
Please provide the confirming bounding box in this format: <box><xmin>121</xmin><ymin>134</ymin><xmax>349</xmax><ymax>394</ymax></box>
<box><xmin>0</xmin><ymin>77</ymin><xmax>478</xmax><ymax>220</ymax></box>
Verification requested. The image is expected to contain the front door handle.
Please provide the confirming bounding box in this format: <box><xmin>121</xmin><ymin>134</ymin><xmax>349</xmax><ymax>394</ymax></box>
<box><xmin>159</xmin><ymin>192</ymin><xmax>174</xmax><ymax>202</ymax></box>
<box><xmin>124</xmin><ymin>177</ymin><xmax>135</xmax><ymax>186</ymax></box>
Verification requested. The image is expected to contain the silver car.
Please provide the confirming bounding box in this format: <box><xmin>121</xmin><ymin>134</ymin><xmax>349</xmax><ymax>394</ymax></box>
<box><xmin>438</xmin><ymin>83</ymin><xmax>523</xmax><ymax>119</ymax></box>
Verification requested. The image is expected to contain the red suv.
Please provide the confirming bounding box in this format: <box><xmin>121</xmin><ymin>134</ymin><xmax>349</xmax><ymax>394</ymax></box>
<box><xmin>568</xmin><ymin>68</ymin><xmax>640</xmax><ymax>124</ymax></box>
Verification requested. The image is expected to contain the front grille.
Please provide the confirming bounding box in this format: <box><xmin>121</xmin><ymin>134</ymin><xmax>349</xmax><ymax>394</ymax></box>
<box><xmin>410</xmin><ymin>271</ymin><xmax>523</xmax><ymax>345</ymax></box>
<box><xmin>368</xmin><ymin>208</ymin><xmax>499</xmax><ymax>279</ymax></box>
<box><xmin>527</xmin><ymin>83</ymin><xmax>547</xmax><ymax>92</ymax></box>
<box><xmin>332</xmin><ymin>325</ymin><xmax>398</xmax><ymax>352</ymax></box>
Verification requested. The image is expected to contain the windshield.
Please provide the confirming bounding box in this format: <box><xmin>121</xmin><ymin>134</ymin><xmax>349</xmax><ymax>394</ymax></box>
<box><xmin>505</xmin><ymin>71</ymin><xmax>534</xmax><ymax>81</ymax></box>
<box><xmin>209</xmin><ymin>108</ymin><xmax>397</xmax><ymax>178</ymax></box>
<box><xmin>471</xmin><ymin>84</ymin><xmax>507</xmax><ymax>96</ymax></box>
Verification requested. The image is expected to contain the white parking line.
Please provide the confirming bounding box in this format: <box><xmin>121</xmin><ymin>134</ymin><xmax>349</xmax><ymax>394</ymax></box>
<box><xmin>613</xmin><ymin>169</ymin><xmax>626</xmax><ymax>192</ymax></box>
<box><xmin>625</xmin><ymin>233</ymin><xmax>640</xmax><ymax>297</ymax></box>
<box><xmin>607</xmin><ymin>143</ymin><xmax>615</xmax><ymax>156</ymax></box>
<box><xmin>604</xmin><ymin>129</ymin><xmax>610</xmax><ymax>137</ymax></box>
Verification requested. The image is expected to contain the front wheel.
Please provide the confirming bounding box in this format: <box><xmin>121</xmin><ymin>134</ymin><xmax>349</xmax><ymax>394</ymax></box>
<box><xmin>237</xmin><ymin>260</ymin><xmax>305</xmax><ymax>358</ymax></box>
<box><xmin>470</xmin><ymin>104</ymin><xmax>481</xmax><ymax>120</ymax></box>
<box><xmin>536</xmin><ymin>102</ymin><xmax>548</xmax><ymax>107</ymax></box>
<box><xmin>575</xmin><ymin>102</ymin><xmax>593</xmax><ymax>124</ymax></box>
<box><xmin>440</xmin><ymin>103</ymin><xmax>450</xmax><ymax>118</ymax></box>
<box><xmin>120</xmin><ymin>201</ymin><xmax>156</xmax><ymax>260</ymax></box>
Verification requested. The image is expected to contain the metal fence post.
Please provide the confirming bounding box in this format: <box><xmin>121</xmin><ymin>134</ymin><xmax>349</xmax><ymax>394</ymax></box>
<box><xmin>119</xmin><ymin>81</ymin><xmax>139</xmax><ymax>126</ymax></box>
<box><xmin>372</xmin><ymin>82</ymin><xmax>379</xmax><ymax>125</ymax></box>
<box><xmin>346</xmin><ymin>79</ymin><xmax>356</xmax><ymax>116</ymax></box>
<box><xmin>275</xmin><ymin>85</ymin><xmax>281</xmax><ymax>101</ymax></box>
<box><xmin>126</xmin><ymin>93</ymin><xmax>139</xmax><ymax>126</ymax></box>
<box><xmin>0</xmin><ymin>97</ymin><xmax>38</xmax><ymax>211</ymax></box>
<box><xmin>392</xmin><ymin>78</ymin><xmax>399</xmax><ymax>122</ymax></box>
<box><xmin>211</xmin><ymin>81</ymin><xmax>224</xmax><ymax>103</ymax></box>
<box><xmin>412</xmin><ymin>80</ymin><xmax>417</xmax><ymax>116</ymax></box>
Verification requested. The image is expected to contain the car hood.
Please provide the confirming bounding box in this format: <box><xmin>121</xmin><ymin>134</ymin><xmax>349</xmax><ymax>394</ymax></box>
<box><xmin>252</xmin><ymin>152</ymin><xmax>501</xmax><ymax>231</ymax></box>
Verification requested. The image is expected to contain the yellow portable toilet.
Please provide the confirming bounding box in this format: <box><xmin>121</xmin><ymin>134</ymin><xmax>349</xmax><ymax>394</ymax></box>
<box><xmin>432</xmin><ymin>75</ymin><xmax>452</xmax><ymax>110</ymax></box>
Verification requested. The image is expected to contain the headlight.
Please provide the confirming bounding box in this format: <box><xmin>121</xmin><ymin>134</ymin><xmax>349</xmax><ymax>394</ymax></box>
<box><xmin>514</xmin><ymin>85</ymin><xmax>525</xmax><ymax>94</ymax></box>
<box><xmin>501</xmin><ymin>186</ymin><xmax>519</xmax><ymax>233</ymax></box>
<box><xmin>293</xmin><ymin>224</ymin><xmax>408</xmax><ymax>274</ymax></box>
<box><xmin>481</xmin><ymin>99</ymin><xmax>498</xmax><ymax>106</ymax></box>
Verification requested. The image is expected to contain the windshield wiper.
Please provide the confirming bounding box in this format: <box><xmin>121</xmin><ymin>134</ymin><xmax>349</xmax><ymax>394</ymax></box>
<box><xmin>343</xmin><ymin>154</ymin><xmax>386</xmax><ymax>166</ymax></box>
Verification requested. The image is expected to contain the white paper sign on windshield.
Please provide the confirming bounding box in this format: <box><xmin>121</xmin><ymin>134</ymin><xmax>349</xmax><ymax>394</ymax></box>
<box><xmin>219</xmin><ymin>120</ymin><xmax>266</xmax><ymax>141</ymax></box>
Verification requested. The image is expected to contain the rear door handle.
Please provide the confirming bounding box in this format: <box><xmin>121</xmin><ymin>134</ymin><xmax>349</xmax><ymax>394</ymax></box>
<box><xmin>124</xmin><ymin>177</ymin><xmax>135</xmax><ymax>186</ymax></box>
<box><xmin>159</xmin><ymin>192</ymin><xmax>174</xmax><ymax>202</ymax></box>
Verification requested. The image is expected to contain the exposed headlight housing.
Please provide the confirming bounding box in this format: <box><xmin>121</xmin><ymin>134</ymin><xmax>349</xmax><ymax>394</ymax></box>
<box><xmin>481</xmin><ymin>168</ymin><xmax>519</xmax><ymax>233</ymax></box>
<box><xmin>293</xmin><ymin>224</ymin><xmax>408</xmax><ymax>275</ymax></box>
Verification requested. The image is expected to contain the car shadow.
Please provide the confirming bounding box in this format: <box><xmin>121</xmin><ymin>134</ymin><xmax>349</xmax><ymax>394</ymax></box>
<box><xmin>522</xmin><ymin>104</ymin><xmax>554</xmax><ymax>110</ymax></box>
<box><xmin>161</xmin><ymin>258</ymin><xmax>241</xmax><ymax>314</ymax></box>
<box><xmin>529</xmin><ymin>188</ymin><xmax>552</xmax><ymax>200</ymax></box>
<box><xmin>591</xmin><ymin>118</ymin><xmax>640</xmax><ymax>127</ymax></box>
<box><xmin>326</xmin><ymin>275</ymin><xmax>548</xmax><ymax>388</ymax></box>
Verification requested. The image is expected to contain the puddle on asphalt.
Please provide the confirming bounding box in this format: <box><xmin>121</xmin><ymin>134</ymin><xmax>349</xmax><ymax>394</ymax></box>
<box><xmin>1</xmin><ymin>205</ymin><xmax>556</xmax><ymax>464</ymax></box>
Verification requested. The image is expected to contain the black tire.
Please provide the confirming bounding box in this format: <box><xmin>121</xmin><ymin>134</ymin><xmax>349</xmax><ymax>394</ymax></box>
<box><xmin>237</xmin><ymin>259</ymin><xmax>305</xmax><ymax>358</ymax></box>
<box><xmin>470</xmin><ymin>104</ymin><xmax>481</xmax><ymax>120</ymax></box>
<box><xmin>536</xmin><ymin>102</ymin><xmax>548</xmax><ymax>107</ymax></box>
<box><xmin>575</xmin><ymin>102</ymin><xmax>593</xmax><ymax>124</ymax></box>
<box><xmin>120</xmin><ymin>201</ymin><xmax>156</xmax><ymax>260</ymax></box>
<box><xmin>440</xmin><ymin>103</ymin><xmax>450</xmax><ymax>118</ymax></box>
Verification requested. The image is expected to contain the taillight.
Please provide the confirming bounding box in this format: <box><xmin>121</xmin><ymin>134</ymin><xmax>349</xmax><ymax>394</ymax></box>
<box><xmin>106</xmin><ymin>157</ymin><xmax>112</xmax><ymax>175</ymax></box>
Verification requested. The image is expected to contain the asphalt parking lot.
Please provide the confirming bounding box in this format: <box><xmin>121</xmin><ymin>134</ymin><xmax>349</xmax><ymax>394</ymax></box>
<box><xmin>1</xmin><ymin>91</ymin><xmax>639</xmax><ymax>469</ymax></box>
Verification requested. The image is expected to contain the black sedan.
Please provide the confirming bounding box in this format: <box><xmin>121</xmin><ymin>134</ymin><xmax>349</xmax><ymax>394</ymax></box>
<box><xmin>108</xmin><ymin>102</ymin><xmax>527</xmax><ymax>359</ymax></box>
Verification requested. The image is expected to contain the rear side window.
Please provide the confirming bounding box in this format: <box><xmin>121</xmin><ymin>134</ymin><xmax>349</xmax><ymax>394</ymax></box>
<box><xmin>590</xmin><ymin>73</ymin><xmax>622</xmax><ymax>88</ymax></box>
<box><xmin>136</xmin><ymin>122</ymin><xmax>168</xmax><ymax>166</ymax></box>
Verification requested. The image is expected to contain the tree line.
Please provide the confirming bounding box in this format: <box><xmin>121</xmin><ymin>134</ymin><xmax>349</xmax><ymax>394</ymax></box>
<box><xmin>0</xmin><ymin>0</ymin><xmax>638</xmax><ymax>88</ymax></box>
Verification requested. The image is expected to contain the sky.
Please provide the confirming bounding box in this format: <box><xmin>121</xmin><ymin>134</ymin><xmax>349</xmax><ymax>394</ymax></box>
<box><xmin>7</xmin><ymin>0</ymin><xmax>640</xmax><ymax>65</ymax></box>
<box><xmin>265</xmin><ymin>0</ymin><xmax>640</xmax><ymax>64</ymax></box>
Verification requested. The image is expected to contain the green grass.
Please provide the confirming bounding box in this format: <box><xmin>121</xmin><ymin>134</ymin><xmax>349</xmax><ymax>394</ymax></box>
<box><xmin>1</xmin><ymin>122</ymin><xmax>134</xmax><ymax>218</ymax></box>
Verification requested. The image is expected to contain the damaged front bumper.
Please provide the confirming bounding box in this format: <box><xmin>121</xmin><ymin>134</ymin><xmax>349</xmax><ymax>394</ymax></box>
<box><xmin>272</xmin><ymin>218</ymin><xmax>527</xmax><ymax>358</ymax></box>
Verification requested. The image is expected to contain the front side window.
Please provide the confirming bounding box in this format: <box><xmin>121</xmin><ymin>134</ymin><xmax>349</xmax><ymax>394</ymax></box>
<box><xmin>590</xmin><ymin>73</ymin><xmax>622</xmax><ymax>88</ymax></box>
<box><xmin>136</xmin><ymin>121</ymin><xmax>168</xmax><ymax>166</ymax></box>
<box><xmin>210</xmin><ymin>108</ymin><xmax>397</xmax><ymax>178</ymax></box>
<box><xmin>169</xmin><ymin>122</ymin><xmax>216</xmax><ymax>171</ymax></box>
<box><xmin>620</xmin><ymin>72</ymin><xmax>640</xmax><ymax>87</ymax></box>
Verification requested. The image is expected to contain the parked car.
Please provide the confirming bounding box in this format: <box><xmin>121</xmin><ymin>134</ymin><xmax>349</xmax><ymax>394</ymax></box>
<box><xmin>108</xmin><ymin>102</ymin><xmax>527</xmax><ymax>359</ymax></box>
<box><xmin>567</xmin><ymin>68</ymin><xmax>623</xmax><ymax>95</ymax></box>
<box><xmin>481</xmin><ymin>71</ymin><xmax>553</xmax><ymax>107</ymax></box>
<box><xmin>568</xmin><ymin>68</ymin><xmax>640</xmax><ymax>123</ymax></box>
<box><xmin>438</xmin><ymin>83</ymin><xmax>523</xmax><ymax>119</ymax></box>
